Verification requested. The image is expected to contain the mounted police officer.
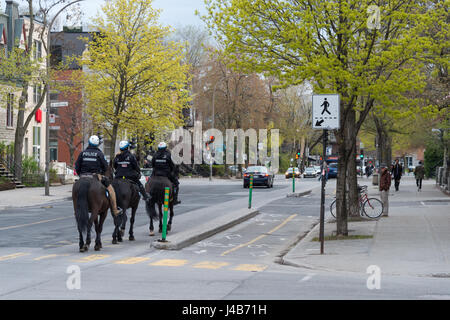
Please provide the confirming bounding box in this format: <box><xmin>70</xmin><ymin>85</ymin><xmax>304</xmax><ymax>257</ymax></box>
<box><xmin>151</xmin><ymin>142</ymin><xmax>181</xmax><ymax>205</ymax></box>
<box><xmin>74</xmin><ymin>135</ymin><xmax>122</xmax><ymax>217</ymax></box>
<box><xmin>113</xmin><ymin>140</ymin><xmax>149</xmax><ymax>201</ymax></box>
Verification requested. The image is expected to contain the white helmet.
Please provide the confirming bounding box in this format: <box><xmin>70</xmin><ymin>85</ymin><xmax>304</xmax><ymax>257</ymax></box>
<box><xmin>119</xmin><ymin>140</ymin><xmax>130</xmax><ymax>151</ymax></box>
<box><xmin>158</xmin><ymin>142</ymin><xmax>167</xmax><ymax>150</ymax></box>
<box><xmin>88</xmin><ymin>135</ymin><xmax>100</xmax><ymax>146</ymax></box>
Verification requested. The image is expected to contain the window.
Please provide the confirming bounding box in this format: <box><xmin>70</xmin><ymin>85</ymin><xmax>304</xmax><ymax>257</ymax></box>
<box><xmin>33</xmin><ymin>85</ymin><xmax>42</xmax><ymax>104</ymax></box>
<box><xmin>34</xmin><ymin>40</ymin><xmax>42</xmax><ymax>60</ymax></box>
<box><xmin>50</xmin><ymin>139</ymin><xmax>58</xmax><ymax>161</ymax></box>
<box><xmin>33</xmin><ymin>126</ymin><xmax>41</xmax><ymax>162</ymax></box>
<box><xmin>6</xmin><ymin>93</ymin><xmax>14</xmax><ymax>127</ymax></box>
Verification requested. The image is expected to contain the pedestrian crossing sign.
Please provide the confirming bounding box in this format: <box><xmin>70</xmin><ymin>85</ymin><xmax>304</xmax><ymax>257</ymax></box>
<box><xmin>312</xmin><ymin>94</ymin><xmax>340</xmax><ymax>130</ymax></box>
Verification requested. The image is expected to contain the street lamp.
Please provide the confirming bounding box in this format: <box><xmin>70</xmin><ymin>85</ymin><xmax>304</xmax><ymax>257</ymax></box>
<box><xmin>44</xmin><ymin>0</ymin><xmax>85</xmax><ymax>196</ymax></box>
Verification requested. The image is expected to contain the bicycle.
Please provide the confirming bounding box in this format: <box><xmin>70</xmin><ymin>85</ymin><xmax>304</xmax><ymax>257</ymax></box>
<box><xmin>330</xmin><ymin>185</ymin><xmax>384</xmax><ymax>219</ymax></box>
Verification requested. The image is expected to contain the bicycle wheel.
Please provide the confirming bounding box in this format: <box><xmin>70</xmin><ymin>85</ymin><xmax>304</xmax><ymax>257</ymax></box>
<box><xmin>363</xmin><ymin>198</ymin><xmax>384</xmax><ymax>218</ymax></box>
<box><xmin>330</xmin><ymin>199</ymin><xmax>337</xmax><ymax>218</ymax></box>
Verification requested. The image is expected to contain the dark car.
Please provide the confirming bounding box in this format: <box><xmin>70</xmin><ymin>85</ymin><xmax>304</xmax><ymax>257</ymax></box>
<box><xmin>328</xmin><ymin>163</ymin><xmax>338</xmax><ymax>178</ymax></box>
<box><xmin>285</xmin><ymin>167</ymin><xmax>301</xmax><ymax>179</ymax></box>
<box><xmin>243</xmin><ymin>166</ymin><xmax>274</xmax><ymax>188</ymax></box>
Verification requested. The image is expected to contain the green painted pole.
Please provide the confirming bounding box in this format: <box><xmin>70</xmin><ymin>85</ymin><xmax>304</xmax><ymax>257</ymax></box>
<box><xmin>161</xmin><ymin>187</ymin><xmax>170</xmax><ymax>241</ymax></box>
<box><xmin>292</xmin><ymin>171</ymin><xmax>295</xmax><ymax>193</ymax></box>
<box><xmin>248</xmin><ymin>175</ymin><xmax>253</xmax><ymax>209</ymax></box>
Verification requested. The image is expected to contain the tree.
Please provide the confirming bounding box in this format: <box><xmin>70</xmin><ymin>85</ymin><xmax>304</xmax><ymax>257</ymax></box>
<box><xmin>79</xmin><ymin>0</ymin><xmax>190</xmax><ymax>159</ymax></box>
<box><xmin>201</xmin><ymin>0</ymin><xmax>448</xmax><ymax>235</ymax></box>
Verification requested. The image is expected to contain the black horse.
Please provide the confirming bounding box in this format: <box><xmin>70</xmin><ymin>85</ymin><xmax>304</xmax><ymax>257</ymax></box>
<box><xmin>145</xmin><ymin>175</ymin><xmax>173</xmax><ymax>236</ymax></box>
<box><xmin>72</xmin><ymin>174</ymin><xmax>109</xmax><ymax>252</ymax></box>
<box><xmin>105</xmin><ymin>162</ymin><xmax>141</xmax><ymax>243</ymax></box>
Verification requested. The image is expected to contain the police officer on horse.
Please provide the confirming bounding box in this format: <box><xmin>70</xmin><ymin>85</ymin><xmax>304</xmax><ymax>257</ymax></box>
<box><xmin>74</xmin><ymin>135</ymin><xmax>122</xmax><ymax>217</ymax></box>
<box><xmin>151</xmin><ymin>142</ymin><xmax>181</xmax><ymax>205</ymax></box>
<box><xmin>113</xmin><ymin>140</ymin><xmax>150</xmax><ymax>201</ymax></box>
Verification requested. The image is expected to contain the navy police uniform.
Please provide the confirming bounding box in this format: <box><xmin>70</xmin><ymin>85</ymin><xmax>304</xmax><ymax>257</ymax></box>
<box><xmin>113</xmin><ymin>149</ymin><xmax>148</xmax><ymax>200</ymax></box>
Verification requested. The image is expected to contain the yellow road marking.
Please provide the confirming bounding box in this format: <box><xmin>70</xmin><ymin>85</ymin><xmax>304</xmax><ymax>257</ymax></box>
<box><xmin>220</xmin><ymin>214</ymin><xmax>298</xmax><ymax>256</ymax></box>
<box><xmin>192</xmin><ymin>261</ymin><xmax>230</xmax><ymax>270</ymax></box>
<box><xmin>0</xmin><ymin>252</ymin><xmax>30</xmax><ymax>261</ymax></box>
<box><xmin>73</xmin><ymin>254</ymin><xmax>110</xmax><ymax>263</ymax></box>
<box><xmin>0</xmin><ymin>217</ymin><xmax>71</xmax><ymax>231</ymax></box>
<box><xmin>114</xmin><ymin>257</ymin><xmax>150</xmax><ymax>265</ymax></box>
<box><xmin>150</xmin><ymin>259</ymin><xmax>188</xmax><ymax>267</ymax></box>
<box><xmin>33</xmin><ymin>254</ymin><xmax>70</xmax><ymax>261</ymax></box>
<box><xmin>233</xmin><ymin>264</ymin><xmax>267</xmax><ymax>272</ymax></box>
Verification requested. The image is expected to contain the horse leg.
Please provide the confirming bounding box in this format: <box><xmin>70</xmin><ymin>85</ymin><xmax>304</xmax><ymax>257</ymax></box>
<box><xmin>120</xmin><ymin>208</ymin><xmax>127</xmax><ymax>238</ymax></box>
<box><xmin>95</xmin><ymin>211</ymin><xmax>107</xmax><ymax>250</ymax></box>
<box><xmin>158</xmin><ymin>203</ymin><xmax>163</xmax><ymax>233</ymax></box>
<box><xmin>129</xmin><ymin>207</ymin><xmax>137</xmax><ymax>241</ymax></box>
<box><xmin>167</xmin><ymin>203</ymin><xmax>174</xmax><ymax>232</ymax></box>
<box><xmin>149</xmin><ymin>198</ymin><xmax>156</xmax><ymax>236</ymax></box>
<box><xmin>112</xmin><ymin>212</ymin><xmax>121</xmax><ymax>244</ymax></box>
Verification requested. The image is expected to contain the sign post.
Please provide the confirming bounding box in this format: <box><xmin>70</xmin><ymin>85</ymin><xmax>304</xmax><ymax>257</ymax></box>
<box><xmin>312</xmin><ymin>94</ymin><xmax>340</xmax><ymax>254</ymax></box>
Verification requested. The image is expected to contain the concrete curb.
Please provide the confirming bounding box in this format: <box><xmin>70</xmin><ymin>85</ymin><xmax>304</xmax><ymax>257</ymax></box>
<box><xmin>152</xmin><ymin>207</ymin><xmax>260</xmax><ymax>250</ymax></box>
<box><xmin>286</xmin><ymin>190</ymin><xmax>313</xmax><ymax>197</ymax></box>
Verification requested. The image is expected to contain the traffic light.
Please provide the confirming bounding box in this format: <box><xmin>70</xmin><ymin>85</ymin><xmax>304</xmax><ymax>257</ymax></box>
<box><xmin>205</xmin><ymin>136</ymin><xmax>215</xmax><ymax>151</ymax></box>
<box><xmin>360</xmin><ymin>149</ymin><xmax>364</xmax><ymax>159</ymax></box>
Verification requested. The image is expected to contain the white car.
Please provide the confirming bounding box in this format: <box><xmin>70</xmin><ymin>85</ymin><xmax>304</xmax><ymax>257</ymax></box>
<box><xmin>140</xmin><ymin>168</ymin><xmax>153</xmax><ymax>186</ymax></box>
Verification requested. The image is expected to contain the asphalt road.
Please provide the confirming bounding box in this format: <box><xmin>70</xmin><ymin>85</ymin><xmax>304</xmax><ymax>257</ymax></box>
<box><xmin>1</xmin><ymin>176</ymin><xmax>449</xmax><ymax>302</ymax></box>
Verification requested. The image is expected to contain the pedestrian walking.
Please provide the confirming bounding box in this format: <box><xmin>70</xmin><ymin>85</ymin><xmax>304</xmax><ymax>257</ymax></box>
<box><xmin>379</xmin><ymin>163</ymin><xmax>391</xmax><ymax>217</ymax></box>
<box><xmin>318</xmin><ymin>160</ymin><xmax>328</xmax><ymax>183</ymax></box>
<box><xmin>414</xmin><ymin>161</ymin><xmax>425</xmax><ymax>191</ymax></box>
<box><xmin>391</xmin><ymin>159</ymin><xmax>403</xmax><ymax>191</ymax></box>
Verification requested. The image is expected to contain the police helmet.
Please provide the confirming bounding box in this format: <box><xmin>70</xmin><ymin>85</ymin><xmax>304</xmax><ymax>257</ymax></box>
<box><xmin>88</xmin><ymin>135</ymin><xmax>100</xmax><ymax>147</ymax></box>
<box><xmin>158</xmin><ymin>142</ymin><xmax>167</xmax><ymax>150</ymax></box>
<box><xmin>119</xmin><ymin>140</ymin><xmax>130</xmax><ymax>151</ymax></box>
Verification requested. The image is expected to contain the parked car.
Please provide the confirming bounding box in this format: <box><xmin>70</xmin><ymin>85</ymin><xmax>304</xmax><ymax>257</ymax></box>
<box><xmin>285</xmin><ymin>167</ymin><xmax>301</xmax><ymax>179</ymax></box>
<box><xmin>314</xmin><ymin>165</ymin><xmax>321</xmax><ymax>175</ymax></box>
<box><xmin>303</xmin><ymin>167</ymin><xmax>317</xmax><ymax>178</ymax></box>
<box><xmin>328</xmin><ymin>163</ymin><xmax>338</xmax><ymax>178</ymax></box>
<box><xmin>243</xmin><ymin>166</ymin><xmax>274</xmax><ymax>188</ymax></box>
<box><xmin>140</xmin><ymin>168</ymin><xmax>153</xmax><ymax>185</ymax></box>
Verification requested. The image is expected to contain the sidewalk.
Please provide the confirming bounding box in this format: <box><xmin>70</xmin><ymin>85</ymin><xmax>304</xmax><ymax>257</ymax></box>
<box><xmin>282</xmin><ymin>178</ymin><xmax>450</xmax><ymax>278</ymax></box>
<box><xmin>0</xmin><ymin>184</ymin><xmax>73</xmax><ymax>210</ymax></box>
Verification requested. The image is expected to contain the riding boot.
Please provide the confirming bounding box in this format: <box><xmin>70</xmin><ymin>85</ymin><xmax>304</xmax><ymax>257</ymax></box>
<box><xmin>138</xmin><ymin>182</ymin><xmax>149</xmax><ymax>201</ymax></box>
<box><xmin>173</xmin><ymin>185</ymin><xmax>181</xmax><ymax>205</ymax></box>
<box><xmin>107</xmin><ymin>185</ymin><xmax>123</xmax><ymax>216</ymax></box>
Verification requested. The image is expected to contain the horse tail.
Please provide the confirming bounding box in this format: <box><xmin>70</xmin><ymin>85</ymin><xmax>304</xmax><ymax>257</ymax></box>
<box><xmin>145</xmin><ymin>198</ymin><xmax>159</xmax><ymax>221</ymax></box>
<box><xmin>75</xmin><ymin>178</ymin><xmax>90</xmax><ymax>234</ymax></box>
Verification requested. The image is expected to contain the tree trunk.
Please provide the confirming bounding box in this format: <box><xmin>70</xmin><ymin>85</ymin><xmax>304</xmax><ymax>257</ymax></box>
<box><xmin>110</xmin><ymin>123</ymin><xmax>119</xmax><ymax>160</ymax></box>
<box><xmin>346</xmin><ymin>109</ymin><xmax>359</xmax><ymax>217</ymax></box>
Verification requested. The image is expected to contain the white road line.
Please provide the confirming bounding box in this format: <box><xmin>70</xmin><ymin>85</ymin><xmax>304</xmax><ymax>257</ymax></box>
<box><xmin>300</xmin><ymin>274</ymin><xmax>315</xmax><ymax>282</ymax></box>
<box><xmin>0</xmin><ymin>216</ymin><xmax>72</xmax><ymax>231</ymax></box>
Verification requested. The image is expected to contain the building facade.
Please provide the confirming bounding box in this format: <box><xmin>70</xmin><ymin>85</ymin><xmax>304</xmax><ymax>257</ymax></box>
<box><xmin>0</xmin><ymin>1</ymin><xmax>48</xmax><ymax>168</ymax></box>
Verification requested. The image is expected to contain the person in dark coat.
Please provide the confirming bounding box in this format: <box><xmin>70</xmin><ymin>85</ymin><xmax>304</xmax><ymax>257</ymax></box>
<box><xmin>113</xmin><ymin>140</ymin><xmax>149</xmax><ymax>201</ymax></box>
<box><xmin>379</xmin><ymin>163</ymin><xmax>391</xmax><ymax>216</ymax></box>
<box><xmin>391</xmin><ymin>159</ymin><xmax>403</xmax><ymax>191</ymax></box>
<box><xmin>75</xmin><ymin>135</ymin><xmax>122</xmax><ymax>216</ymax></box>
<box><xmin>414</xmin><ymin>161</ymin><xmax>425</xmax><ymax>191</ymax></box>
<box><xmin>151</xmin><ymin>142</ymin><xmax>181</xmax><ymax>204</ymax></box>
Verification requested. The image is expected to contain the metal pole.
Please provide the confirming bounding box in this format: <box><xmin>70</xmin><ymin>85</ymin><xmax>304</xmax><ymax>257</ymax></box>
<box><xmin>248</xmin><ymin>175</ymin><xmax>253</xmax><ymax>209</ymax></box>
<box><xmin>319</xmin><ymin>130</ymin><xmax>328</xmax><ymax>254</ymax></box>
<box><xmin>44</xmin><ymin>25</ymin><xmax>51</xmax><ymax>196</ymax></box>
<box><xmin>161</xmin><ymin>187</ymin><xmax>170</xmax><ymax>242</ymax></box>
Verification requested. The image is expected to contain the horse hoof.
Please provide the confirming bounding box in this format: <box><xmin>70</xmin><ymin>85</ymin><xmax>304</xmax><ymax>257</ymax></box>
<box><xmin>83</xmin><ymin>245</ymin><xmax>89</xmax><ymax>252</ymax></box>
<box><xmin>118</xmin><ymin>237</ymin><xmax>123</xmax><ymax>242</ymax></box>
<box><xmin>167</xmin><ymin>224</ymin><xmax>172</xmax><ymax>232</ymax></box>
<box><xmin>120</xmin><ymin>229</ymin><xmax>125</xmax><ymax>237</ymax></box>
<box><xmin>112</xmin><ymin>239</ymin><xmax>118</xmax><ymax>244</ymax></box>
<box><xmin>149</xmin><ymin>231</ymin><xmax>155</xmax><ymax>236</ymax></box>
<box><xmin>129</xmin><ymin>236</ymin><xmax>135</xmax><ymax>241</ymax></box>
<box><xmin>79</xmin><ymin>247</ymin><xmax>85</xmax><ymax>253</ymax></box>
<box><xmin>94</xmin><ymin>245</ymin><xmax>101</xmax><ymax>251</ymax></box>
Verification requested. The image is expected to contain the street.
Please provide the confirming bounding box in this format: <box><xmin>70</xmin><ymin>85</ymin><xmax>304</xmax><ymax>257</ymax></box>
<box><xmin>0</xmin><ymin>176</ymin><xmax>449</xmax><ymax>302</ymax></box>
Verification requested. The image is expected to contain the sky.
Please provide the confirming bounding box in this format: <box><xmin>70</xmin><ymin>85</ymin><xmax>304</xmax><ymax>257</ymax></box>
<box><xmin>79</xmin><ymin>0</ymin><xmax>207</xmax><ymax>29</ymax></box>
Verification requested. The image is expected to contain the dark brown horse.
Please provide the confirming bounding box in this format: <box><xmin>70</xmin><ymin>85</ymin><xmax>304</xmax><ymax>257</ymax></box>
<box><xmin>105</xmin><ymin>161</ymin><xmax>142</xmax><ymax>243</ymax></box>
<box><xmin>72</xmin><ymin>173</ymin><xmax>110</xmax><ymax>252</ymax></box>
<box><xmin>145</xmin><ymin>175</ymin><xmax>173</xmax><ymax>236</ymax></box>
